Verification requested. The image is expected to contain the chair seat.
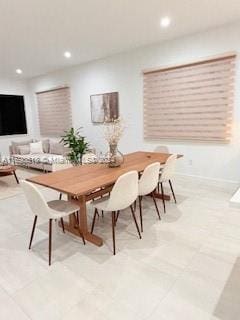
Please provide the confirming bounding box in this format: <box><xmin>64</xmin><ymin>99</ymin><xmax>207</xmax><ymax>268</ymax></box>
<box><xmin>139</xmin><ymin>190</ymin><xmax>150</xmax><ymax>197</ymax></box>
<box><xmin>92</xmin><ymin>196</ymin><xmax>110</xmax><ymax>211</ymax></box>
<box><xmin>47</xmin><ymin>200</ymin><xmax>80</xmax><ymax>218</ymax></box>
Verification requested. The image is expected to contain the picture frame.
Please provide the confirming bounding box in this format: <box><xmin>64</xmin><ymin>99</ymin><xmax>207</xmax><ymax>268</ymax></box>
<box><xmin>90</xmin><ymin>92</ymin><xmax>119</xmax><ymax>123</ymax></box>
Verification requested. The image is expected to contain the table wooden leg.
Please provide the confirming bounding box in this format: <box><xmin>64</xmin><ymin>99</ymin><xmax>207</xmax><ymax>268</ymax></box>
<box><xmin>150</xmin><ymin>191</ymin><xmax>170</xmax><ymax>201</ymax></box>
<box><xmin>59</xmin><ymin>194</ymin><xmax>103</xmax><ymax>247</ymax></box>
<box><xmin>154</xmin><ymin>194</ymin><xmax>170</xmax><ymax>200</ymax></box>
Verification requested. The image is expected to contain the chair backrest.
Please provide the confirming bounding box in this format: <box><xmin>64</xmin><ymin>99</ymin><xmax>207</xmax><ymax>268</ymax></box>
<box><xmin>21</xmin><ymin>180</ymin><xmax>51</xmax><ymax>219</ymax></box>
<box><xmin>160</xmin><ymin>154</ymin><xmax>177</xmax><ymax>182</ymax></box>
<box><xmin>154</xmin><ymin>145</ymin><xmax>169</xmax><ymax>153</ymax></box>
<box><xmin>106</xmin><ymin>171</ymin><xmax>138</xmax><ymax>211</ymax></box>
<box><xmin>139</xmin><ymin>162</ymin><xmax>160</xmax><ymax>196</ymax></box>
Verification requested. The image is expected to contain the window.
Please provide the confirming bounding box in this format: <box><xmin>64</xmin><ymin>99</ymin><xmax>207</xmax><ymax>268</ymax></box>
<box><xmin>36</xmin><ymin>87</ymin><xmax>72</xmax><ymax>136</ymax></box>
<box><xmin>143</xmin><ymin>53</ymin><xmax>236</xmax><ymax>142</ymax></box>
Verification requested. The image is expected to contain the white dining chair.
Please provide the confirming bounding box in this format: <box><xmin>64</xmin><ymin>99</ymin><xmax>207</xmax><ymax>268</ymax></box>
<box><xmin>21</xmin><ymin>180</ymin><xmax>85</xmax><ymax>265</ymax></box>
<box><xmin>158</xmin><ymin>154</ymin><xmax>177</xmax><ymax>213</ymax></box>
<box><xmin>90</xmin><ymin>171</ymin><xmax>141</xmax><ymax>255</ymax></box>
<box><xmin>154</xmin><ymin>146</ymin><xmax>169</xmax><ymax>153</ymax></box>
<box><xmin>154</xmin><ymin>146</ymin><xmax>169</xmax><ymax>173</ymax></box>
<box><xmin>138</xmin><ymin>162</ymin><xmax>161</xmax><ymax>232</ymax></box>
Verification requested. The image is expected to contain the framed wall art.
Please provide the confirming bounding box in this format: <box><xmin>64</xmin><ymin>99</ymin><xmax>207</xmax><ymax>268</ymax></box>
<box><xmin>90</xmin><ymin>92</ymin><xmax>119</xmax><ymax>123</ymax></box>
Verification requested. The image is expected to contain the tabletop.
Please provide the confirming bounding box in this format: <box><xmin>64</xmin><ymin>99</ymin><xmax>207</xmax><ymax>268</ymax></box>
<box><xmin>0</xmin><ymin>165</ymin><xmax>16</xmax><ymax>172</ymax></box>
<box><xmin>27</xmin><ymin>151</ymin><xmax>183</xmax><ymax>196</ymax></box>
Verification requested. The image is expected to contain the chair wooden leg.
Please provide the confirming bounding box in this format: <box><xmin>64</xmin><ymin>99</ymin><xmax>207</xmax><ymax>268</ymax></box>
<box><xmin>160</xmin><ymin>183</ymin><xmax>166</xmax><ymax>213</ymax></box>
<box><xmin>13</xmin><ymin>171</ymin><xmax>19</xmax><ymax>184</ymax></box>
<box><xmin>49</xmin><ymin>219</ymin><xmax>52</xmax><ymax>266</ymax></box>
<box><xmin>60</xmin><ymin>217</ymin><xmax>65</xmax><ymax>233</ymax></box>
<box><xmin>152</xmin><ymin>192</ymin><xmax>161</xmax><ymax>220</ymax></box>
<box><xmin>91</xmin><ymin>208</ymin><xmax>98</xmax><ymax>234</ymax></box>
<box><xmin>139</xmin><ymin>196</ymin><xmax>143</xmax><ymax>232</ymax></box>
<box><xmin>76</xmin><ymin>212</ymin><xmax>86</xmax><ymax>245</ymax></box>
<box><xmin>130</xmin><ymin>205</ymin><xmax>142</xmax><ymax>239</ymax></box>
<box><xmin>101</xmin><ymin>210</ymin><xmax>104</xmax><ymax>218</ymax></box>
<box><xmin>112</xmin><ymin>211</ymin><xmax>116</xmax><ymax>255</ymax></box>
<box><xmin>169</xmin><ymin>180</ymin><xmax>177</xmax><ymax>203</ymax></box>
<box><xmin>29</xmin><ymin>215</ymin><xmax>37</xmax><ymax>249</ymax></box>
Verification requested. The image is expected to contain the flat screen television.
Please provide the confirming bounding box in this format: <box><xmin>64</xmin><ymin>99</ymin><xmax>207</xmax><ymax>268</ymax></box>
<box><xmin>0</xmin><ymin>94</ymin><xmax>27</xmax><ymax>136</ymax></box>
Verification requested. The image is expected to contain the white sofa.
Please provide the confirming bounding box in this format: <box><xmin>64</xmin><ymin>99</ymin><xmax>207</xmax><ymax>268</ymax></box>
<box><xmin>9</xmin><ymin>139</ymin><xmax>72</xmax><ymax>172</ymax></box>
<box><xmin>9</xmin><ymin>139</ymin><xmax>98</xmax><ymax>172</ymax></box>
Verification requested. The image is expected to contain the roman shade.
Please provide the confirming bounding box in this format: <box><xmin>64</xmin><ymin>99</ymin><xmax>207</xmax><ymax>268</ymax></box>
<box><xmin>143</xmin><ymin>53</ymin><xmax>236</xmax><ymax>142</ymax></box>
<box><xmin>36</xmin><ymin>87</ymin><xmax>72</xmax><ymax>136</ymax></box>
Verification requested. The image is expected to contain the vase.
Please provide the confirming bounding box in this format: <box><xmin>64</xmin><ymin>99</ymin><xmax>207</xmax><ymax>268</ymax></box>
<box><xmin>108</xmin><ymin>144</ymin><xmax>124</xmax><ymax>168</ymax></box>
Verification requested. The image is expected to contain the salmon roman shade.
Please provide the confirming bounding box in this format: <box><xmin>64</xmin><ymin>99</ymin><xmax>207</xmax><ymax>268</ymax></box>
<box><xmin>143</xmin><ymin>54</ymin><xmax>236</xmax><ymax>142</ymax></box>
<box><xmin>36</xmin><ymin>87</ymin><xmax>72</xmax><ymax>136</ymax></box>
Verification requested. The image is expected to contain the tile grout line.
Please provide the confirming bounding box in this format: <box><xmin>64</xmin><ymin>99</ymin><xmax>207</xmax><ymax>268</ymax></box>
<box><xmin>0</xmin><ymin>284</ymin><xmax>32</xmax><ymax>319</ymax></box>
<box><xmin>142</xmin><ymin>181</ymin><xmax>230</xmax><ymax>319</ymax></box>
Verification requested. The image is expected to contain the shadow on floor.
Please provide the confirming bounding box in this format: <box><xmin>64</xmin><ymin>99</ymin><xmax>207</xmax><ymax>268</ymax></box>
<box><xmin>214</xmin><ymin>257</ymin><xmax>240</xmax><ymax>320</ymax></box>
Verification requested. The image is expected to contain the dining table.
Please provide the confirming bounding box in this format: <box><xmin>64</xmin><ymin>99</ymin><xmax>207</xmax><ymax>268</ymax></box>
<box><xmin>27</xmin><ymin>151</ymin><xmax>183</xmax><ymax>246</ymax></box>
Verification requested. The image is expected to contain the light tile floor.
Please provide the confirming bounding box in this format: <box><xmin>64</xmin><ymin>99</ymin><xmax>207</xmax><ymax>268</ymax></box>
<box><xmin>0</xmin><ymin>169</ymin><xmax>240</xmax><ymax>319</ymax></box>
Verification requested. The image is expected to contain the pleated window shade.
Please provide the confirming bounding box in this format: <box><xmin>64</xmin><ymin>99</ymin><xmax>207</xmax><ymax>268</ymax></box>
<box><xmin>36</xmin><ymin>87</ymin><xmax>72</xmax><ymax>136</ymax></box>
<box><xmin>143</xmin><ymin>54</ymin><xmax>236</xmax><ymax>142</ymax></box>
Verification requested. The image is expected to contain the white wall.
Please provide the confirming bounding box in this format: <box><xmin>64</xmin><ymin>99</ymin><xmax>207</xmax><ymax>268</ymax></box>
<box><xmin>0</xmin><ymin>78</ymin><xmax>36</xmax><ymax>156</ymax></box>
<box><xmin>29</xmin><ymin>21</ymin><xmax>240</xmax><ymax>183</ymax></box>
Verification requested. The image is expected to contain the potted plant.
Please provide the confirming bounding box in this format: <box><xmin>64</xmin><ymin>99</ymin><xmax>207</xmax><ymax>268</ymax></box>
<box><xmin>60</xmin><ymin>127</ymin><xmax>89</xmax><ymax>165</ymax></box>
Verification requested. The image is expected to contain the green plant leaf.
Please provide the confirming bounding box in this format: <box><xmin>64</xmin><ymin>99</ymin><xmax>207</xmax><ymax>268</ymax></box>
<box><xmin>59</xmin><ymin>127</ymin><xmax>89</xmax><ymax>164</ymax></box>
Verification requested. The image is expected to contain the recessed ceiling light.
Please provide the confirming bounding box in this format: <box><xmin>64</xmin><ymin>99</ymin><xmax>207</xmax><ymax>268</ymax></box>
<box><xmin>160</xmin><ymin>16</ymin><xmax>171</xmax><ymax>28</ymax></box>
<box><xmin>64</xmin><ymin>51</ymin><xmax>71</xmax><ymax>58</ymax></box>
<box><xmin>16</xmin><ymin>68</ymin><xmax>23</xmax><ymax>74</ymax></box>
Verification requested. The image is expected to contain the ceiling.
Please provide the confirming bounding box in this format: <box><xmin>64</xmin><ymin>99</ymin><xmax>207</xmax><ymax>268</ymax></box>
<box><xmin>1</xmin><ymin>0</ymin><xmax>240</xmax><ymax>79</ymax></box>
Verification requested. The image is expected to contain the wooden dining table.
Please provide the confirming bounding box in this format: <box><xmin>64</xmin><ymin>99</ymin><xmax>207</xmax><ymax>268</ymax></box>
<box><xmin>27</xmin><ymin>151</ymin><xmax>183</xmax><ymax>246</ymax></box>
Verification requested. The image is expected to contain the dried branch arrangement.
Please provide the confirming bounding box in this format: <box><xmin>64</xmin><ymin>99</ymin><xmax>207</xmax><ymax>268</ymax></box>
<box><xmin>103</xmin><ymin>118</ymin><xmax>125</xmax><ymax>145</ymax></box>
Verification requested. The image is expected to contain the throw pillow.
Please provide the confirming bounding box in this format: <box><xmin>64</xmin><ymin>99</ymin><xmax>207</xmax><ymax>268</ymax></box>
<box><xmin>49</xmin><ymin>142</ymin><xmax>65</xmax><ymax>155</ymax></box>
<box><xmin>42</xmin><ymin>139</ymin><xmax>50</xmax><ymax>153</ymax></box>
<box><xmin>33</xmin><ymin>139</ymin><xmax>50</xmax><ymax>153</ymax></box>
<box><xmin>30</xmin><ymin>141</ymin><xmax>44</xmax><ymax>154</ymax></box>
<box><xmin>17</xmin><ymin>145</ymin><xmax>30</xmax><ymax>155</ymax></box>
<box><xmin>11</xmin><ymin>139</ymin><xmax>33</xmax><ymax>154</ymax></box>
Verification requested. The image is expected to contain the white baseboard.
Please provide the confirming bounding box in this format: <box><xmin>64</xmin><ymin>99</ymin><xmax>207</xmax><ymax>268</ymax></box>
<box><xmin>175</xmin><ymin>172</ymin><xmax>240</xmax><ymax>185</ymax></box>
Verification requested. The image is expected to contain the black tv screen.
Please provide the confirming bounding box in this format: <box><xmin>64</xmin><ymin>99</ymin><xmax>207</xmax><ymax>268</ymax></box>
<box><xmin>0</xmin><ymin>94</ymin><xmax>27</xmax><ymax>136</ymax></box>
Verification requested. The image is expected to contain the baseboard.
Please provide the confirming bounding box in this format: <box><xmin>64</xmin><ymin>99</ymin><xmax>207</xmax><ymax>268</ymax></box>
<box><xmin>175</xmin><ymin>172</ymin><xmax>240</xmax><ymax>185</ymax></box>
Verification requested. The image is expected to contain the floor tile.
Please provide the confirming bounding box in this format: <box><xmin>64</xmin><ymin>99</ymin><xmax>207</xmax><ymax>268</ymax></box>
<box><xmin>1</xmin><ymin>168</ymin><xmax>240</xmax><ymax>319</ymax></box>
<box><xmin>148</xmin><ymin>292</ymin><xmax>219</xmax><ymax>320</ymax></box>
<box><xmin>0</xmin><ymin>286</ymin><xmax>30</xmax><ymax>320</ymax></box>
<box><xmin>13</xmin><ymin>263</ymin><xmax>94</xmax><ymax>320</ymax></box>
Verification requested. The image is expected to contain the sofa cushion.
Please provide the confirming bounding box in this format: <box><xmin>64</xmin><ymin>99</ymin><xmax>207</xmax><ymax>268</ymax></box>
<box><xmin>40</xmin><ymin>153</ymin><xmax>66</xmax><ymax>164</ymax></box>
<box><xmin>33</xmin><ymin>139</ymin><xmax>50</xmax><ymax>153</ymax></box>
<box><xmin>49</xmin><ymin>142</ymin><xmax>65</xmax><ymax>155</ymax></box>
<box><xmin>11</xmin><ymin>139</ymin><xmax>33</xmax><ymax>154</ymax></box>
<box><xmin>12</xmin><ymin>153</ymin><xmax>65</xmax><ymax>165</ymax></box>
<box><xmin>42</xmin><ymin>139</ymin><xmax>50</xmax><ymax>153</ymax></box>
<box><xmin>17</xmin><ymin>145</ymin><xmax>30</xmax><ymax>155</ymax></box>
<box><xmin>30</xmin><ymin>141</ymin><xmax>44</xmax><ymax>154</ymax></box>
